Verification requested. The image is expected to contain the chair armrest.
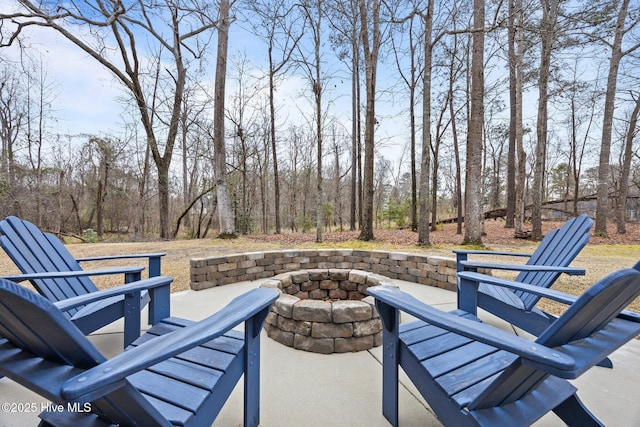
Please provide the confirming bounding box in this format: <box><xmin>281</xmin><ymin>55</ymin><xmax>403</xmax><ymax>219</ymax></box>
<box><xmin>454</xmin><ymin>249</ymin><xmax>531</xmax><ymax>273</ymax></box>
<box><xmin>458</xmin><ymin>261</ymin><xmax>585</xmax><ymax>276</ymax></box>
<box><xmin>457</xmin><ymin>271</ymin><xmax>579</xmax><ymax>305</ymax></box>
<box><xmin>367</xmin><ymin>285</ymin><xmax>575</xmax><ymax>376</ymax></box>
<box><xmin>75</xmin><ymin>253</ymin><xmax>166</xmax><ymax>262</ymax></box>
<box><xmin>61</xmin><ymin>287</ymin><xmax>280</xmax><ymax>401</ymax></box>
<box><xmin>458</xmin><ymin>271</ymin><xmax>640</xmax><ymax>326</ymax></box>
<box><xmin>1</xmin><ymin>266</ymin><xmax>145</xmax><ymax>282</ymax></box>
<box><xmin>53</xmin><ymin>276</ymin><xmax>173</xmax><ymax>312</ymax></box>
<box><xmin>76</xmin><ymin>253</ymin><xmax>165</xmax><ymax>278</ymax></box>
<box><xmin>453</xmin><ymin>249</ymin><xmax>532</xmax><ymax>258</ymax></box>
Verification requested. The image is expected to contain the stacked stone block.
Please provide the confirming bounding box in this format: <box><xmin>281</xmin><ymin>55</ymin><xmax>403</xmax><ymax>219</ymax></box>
<box><xmin>260</xmin><ymin>269</ymin><xmax>385</xmax><ymax>354</ymax></box>
<box><xmin>190</xmin><ymin>249</ymin><xmax>459</xmax><ymax>291</ymax></box>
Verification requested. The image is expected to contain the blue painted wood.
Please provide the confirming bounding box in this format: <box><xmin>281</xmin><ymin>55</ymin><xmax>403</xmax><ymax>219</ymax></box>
<box><xmin>367</xmin><ymin>266</ymin><xmax>640</xmax><ymax>426</ymax></box>
<box><xmin>77</xmin><ymin>252</ymin><xmax>165</xmax><ymax>278</ymax></box>
<box><xmin>0</xmin><ymin>216</ymin><xmax>167</xmax><ymax>346</ymax></box>
<box><xmin>0</xmin><ymin>278</ymin><xmax>279</xmax><ymax>427</ymax></box>
<box><xmin>375</xmin><ymin>299</ymin><xmax>400</xmax><ymax>426</ymax></box>
<box><xmin>455</xmin><ymin>214</ymin><xmax>593</xmax><ymax>336</ymax></box>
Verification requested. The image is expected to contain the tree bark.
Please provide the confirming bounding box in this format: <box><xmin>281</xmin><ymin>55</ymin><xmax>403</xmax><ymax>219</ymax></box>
<box><xmin>312</xmin><ymin>0</ymin><xmax>324</xmax><ymax>243</ymax></box>
<box><xmin>616</xmin><ymin>92</ymin><xmax>640</xmax><ymax>233</ymax></box>
<box><xmin>463</xmin><ymin>0</ymin><xmax>485</xmax><ymax>245</ymax></box>
<box><xmin>532</xmin><ymin>0</ymin><xmax>558</xmax><ymax>240</ymax></box>
<box><xmin>506</xmin><ymin>0</ymin><xmax>517</xmax><ymax>228</ymax></box>
<box><xmin>595</xmin><ymin>0</ymin><xmax>630</xmax><ymax>236</ymax></box>
<box><xmin>450</xmin><ymin>51</ymin><xmax>463</xmax><ymax>235</ymax></box>
<box><xmin>514</xmin><ymin>0</ymin><xmax>526</xmax><ymax>235</ymax></box>
<box><xmin>357</xmin><ymin>0</ymin><xmax>380</xmax><ymax>241</ymax></box>
<box><xmin>213</xmin><ymin>0</ymin><xmax>236</xmax><ymax>238</ymax></box>
<box><xmin>269</xmin><ymin>56</ymin><xmax>282</xmax><ymax>234</ymax></box>
<box><xmin>418</xmin><ymin>0</ymin><xmax>434</xmax><ymax>245</ymax></box>
<box><xmin>350</xmin><ymin>14</ymin><xmax>360</xmax><ymax>232</ymax></box>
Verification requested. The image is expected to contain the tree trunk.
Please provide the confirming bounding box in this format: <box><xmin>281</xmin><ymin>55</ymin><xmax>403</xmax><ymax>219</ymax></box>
<box><xmin>463</xmin><ymin>0</ymin><xmax>485</xmax><ymax>245</ymax></box>
<box><xmin>213</xmin><ymin>0</ymin><xmax>236</xmax><ymax>238</ymax></box>
<box><xmin>357</xmin><ymin>0</ymin><xmax>380</xmax><ymax>241</ymax></box>
<box><xmin>532</xmin><ymin>0</ymin><xmax>558</xmax><ymax>240</ymax></box>
<box><xmin>616</xmin><ymin>92</ymin><xmax>640</xmax><ymax>233</ymax></box>
<box><xmin>135</xmin><ymin>141</ymin><xmax>151</xmax><ymax>238</ymax></box>
<box><xmin>410</xmin><ymin>88</ymin><xmax>418</xmax><ymax>232</ymax></box>
<box><xmin>312</xmin><ymin>0</ymin><xmax>324</xmax><ymax>243</ymax></box>
<box><xmin>450</xmin><ymin>58</ymin><xmax>463</xmax><ymax>235</ymax></box>
<box><xmin>350</xmin><ymin>32</ymin><xmax>359</xmax><ymax>231</ymax></box>
<box><xmin>505</xmin><ymin>0</ymin><xmax>517</xmax><ymax>228</ymax></box>
<box><xmin>595</xmin><ymin>0</ymin><xmax>630</xmax><ymax>236</ymax></box>
<box><xmin>157</xmin><ymin>158</ymin><xmax>171</xmax><ymax>238</ymax></box>
<box><xmin>418</xmin><ymin>0</ymin><xmax>434</xmax><ymax>246</ymax></box>
<box><xmin>570</xmin><ymin>95</ymin><xmax>580</xmax><ymax>217</ymax></box>
<box><xmin>269</xmin><ymin>47</ymin><xmax>282</xmax><ymax>234</ymax></box>
<box><xmin>181</xmin><ymin>104</ymin><xmax>191</xmax><ymax>231</ymax></box>
<box><xmin>514</xmin><ymin>0</ymin><xmax>526</xmax><ymax>235</ymax></box>
<box><xmin>96</xmin><ymin>154</ymin><xmax>109</xmax><ymax>236</ymax></box>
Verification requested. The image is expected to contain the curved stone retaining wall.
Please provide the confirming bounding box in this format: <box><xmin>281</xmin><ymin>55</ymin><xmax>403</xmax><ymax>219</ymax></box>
<box><xmin>259</xmin><ymin>269</ymin><xmax>384</xmax><ymax>354</ymax></box>
<box><xmin>190</xmin><ymin>249</ymin><xmax>457</xmax><ymax>292</ymax></box>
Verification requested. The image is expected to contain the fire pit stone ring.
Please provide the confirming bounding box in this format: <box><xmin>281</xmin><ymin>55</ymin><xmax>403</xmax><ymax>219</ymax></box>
<box><xmin>260</xmin><ymin>268</ymin><xmax>392</xmax><ymax>354</ymax></box>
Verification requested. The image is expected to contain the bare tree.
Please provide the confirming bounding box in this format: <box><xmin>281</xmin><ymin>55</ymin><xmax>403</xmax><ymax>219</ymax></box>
<box><xmin>391</xmin><ymin>12</ymin><xmax>423</xmax><ymax>232</ymax></box>
<box><xmin>326</xmin><ymin>0</ymin><xmax>362</xmax><ymax>232</ymax></box>
<box><xmin>505</xmin><ymin>0</ymin><xmax>518</xmax><ymax>228</ymax></box>
<box><xmin>245</xmin><ymin>0</ymin><xmax>304</xmax><ymax>234</ymax></box>
<box><xmin>0</xmin><ymin>59</ymin><xmax>26</xmax><ymax>216</ymax></box>
<box><xmin>431</xmin><ymin>83</ymin><xmax>451</xmax><ymax>231</ymax></box>
<box><xmin>297</xmin><ymin>0</ymin><xmax>326</xmax><ymax>242</ymax></box>
<box><xmin>213</xmin><ymin>0</ymin><xmax>235</xmax><ymax>238</ymax></box>
<box><xmin>513</xmin><ymin>0</ymin><xmax>526</xmax><ymax>236</ymax></box>
<box><xmin>24</xmin><ymin>60</ymin><xmax>57</xmax><ymax>227</ymax></box>
<box><xmin>2</xmin><ymin>0</ymin><xmax>218</xmax><ymax>238</ymax></box>
<box><xmin>531</xmin><ymin>0</ymin><xmax>559</xmax><ymax>240</ymax></box>
<box><xmin>444</xmin><ymin>17</ymin><xmax>467</xmax><ymax>235</ymax></box>
<box><xmin>358</xmin><ymin>0</ymin><xmax>381</xmax><ymax>241</ymax></box>
<box><xmin>616</xmin><ymin>91</ymin><xmax>640</xmax><ymax>233</ymax></box>
<box><xmin>416</xmin><ymin>1</ymin><xmax>433</xmax><ymax>245</ymax></box>
<box><xmin>593</xmin><ymin>0</ymin><xmax>640</xmax><ymax>236</ymax></box>
<box><xmin>564</xmin><ymin>63</ymin><xmax>599</xmax><ymax>218</ymax></box>
<box><xmin>90</xmin><ymin>138</ymin><xmax>115</xmax><ymax>236</ymax></box>
<box><xmin>463</xmin><ymin>0</ymin><xmax>485</xmax><ymax>245</ymax></box>
<box><xmin>178</xmin><ymin>83</ymin><xmax>209</xmax><ymax>234</ymax></box>
<box><xmin>226</xmin><ymin>54</ymin><xmax>261</xmax><ymax>234</ymax></box>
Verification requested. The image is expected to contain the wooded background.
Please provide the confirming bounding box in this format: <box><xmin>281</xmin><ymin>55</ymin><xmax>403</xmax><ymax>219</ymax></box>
<box><xmin>1</xmin><ymin>0</ymin><xmax>639</xmax><ymax>244</ymax></box>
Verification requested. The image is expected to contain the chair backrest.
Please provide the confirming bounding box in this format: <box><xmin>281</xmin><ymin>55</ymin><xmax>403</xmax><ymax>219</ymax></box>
<box><xmin>0</xmin><ymin>278</ymin><xmax>105</xmax><ymax>368</ymax></box>
<box><xmin>536</xmin><ymin>268</ymin><xmax>640</xmax><ymax>347</ymax></box>
<box><xmin>0</xmin><ymin>278</ymin><xmax>165</xmax><ymax>425</ymax></box>
<box><xmin>0</xmin><ymin>216</ymin><xmax>98</xmax><ymax>315</ymax></box>
<box><xmin>515</xmin><ymin>214</ymin><xmax>593</xmax><ymax>309</ymax></box>
<box><xmin>470</xmin><ymin>267</ymin><xmax>640</xmax><ymax>410</ymax></box>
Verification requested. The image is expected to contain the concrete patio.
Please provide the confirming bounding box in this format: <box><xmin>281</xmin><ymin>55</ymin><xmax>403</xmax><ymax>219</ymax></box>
<box><xmin>1</xmin><ymin>278</ymin><xmax>639</xmax><ymax>426</ymax></box>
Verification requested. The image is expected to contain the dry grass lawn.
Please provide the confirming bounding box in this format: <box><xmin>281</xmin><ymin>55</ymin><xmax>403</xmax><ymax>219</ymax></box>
<box><xmin>0</xmin><ymin>219</ymin><xmax>638</xmax><ymax>315</ymax></box>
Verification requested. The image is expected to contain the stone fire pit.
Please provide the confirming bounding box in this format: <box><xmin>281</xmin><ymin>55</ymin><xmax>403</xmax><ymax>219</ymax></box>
<box><xmin>260</xmin><ymin>269</ymin><xmax>386</xmax><ymax>354</ymax></box>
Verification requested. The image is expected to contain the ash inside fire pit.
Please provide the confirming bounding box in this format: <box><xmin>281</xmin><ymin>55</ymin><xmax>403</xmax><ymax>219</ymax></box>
<box><xmin>260</xmin><ymin>269</ymin><xmax>385</xmax><ymax>354</ymax></box>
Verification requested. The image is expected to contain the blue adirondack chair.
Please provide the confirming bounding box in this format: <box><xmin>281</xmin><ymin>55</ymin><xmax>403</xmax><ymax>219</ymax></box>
<box><xmin>367</xmin><ymin>265</ymin><xmax>640</xmax><ymax>426</ymax></box>
<box><xmin>455</xmin><ymin>214</ymin><xmax>593</xmax><ymax>336</ymax></box>
<box><xmin>0</xmin><ymin>276</ymin><xmax>279</xmax><ymax>427</ymax></box>
<box><xmin>0</xmin><ymin>216</ymin><xmax>167</xmax><ymax>347</ymax></box>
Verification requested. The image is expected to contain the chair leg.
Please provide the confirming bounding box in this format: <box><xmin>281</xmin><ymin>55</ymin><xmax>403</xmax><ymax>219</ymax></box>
<box><xmin>244</xmin><ymin>307</ymin><xmax>270</xmax><ymax>427</ymax></box>
<box><xmin>377</xmin><ymin>301</ymin><xmax>400</xmax><ymax>427</ymax></box>
<box><xmin>596</xmin><ymin>357</ymin><xmax>613</xmax><ymax>369</ymax></box>
<box><xmin>382</xmin><ymin>340</ymin><xmax>399</xmax><ymax>427</ymax></box>
<box><xmin>552</xmin><ymin>394</ymin><xmax>604</xmax><ymax>427</ymax></box>
<box><xmin>123</xmin><ymin>292</ymin><xmax>142</xmax><ymax>347</ymax></box>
